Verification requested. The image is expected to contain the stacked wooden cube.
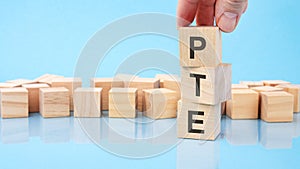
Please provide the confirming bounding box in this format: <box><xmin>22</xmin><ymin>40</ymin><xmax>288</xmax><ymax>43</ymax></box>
<box><xmin>177</xmin><ymin>27</ymin><xmax>232</xmax><ymax>140</ymax></box>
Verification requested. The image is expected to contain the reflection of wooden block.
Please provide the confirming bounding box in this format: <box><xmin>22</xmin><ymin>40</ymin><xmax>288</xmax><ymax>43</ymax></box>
<box><xmin>263</xmin><ymin>80</ymin><xmax>290</xmax><ymax>87</ymax></box>
<box><xmin>232</xmin><ymin>84</ymin><xmax>249</xmax><ymax>90</ymax></box>
<box><xmin>6</xmin><ymin>79</ymin><xmax>36</xmax><ymax>87</ymax></box>
<box><xmin>179</xmin><ymin>26</ymin><xmax>222</xmax><ymax>67</ymax></box>
<box><xmin>0</xmin><ymin>83</ymin><xmax>18</xmax><ymax>88</ymax></box>
<box><xmin>0</xmin><ymin>88</ymin><xmax>28</xmax><ymax>118</ymax></box>
<box><xmin>261</xmin><ymin>91</ymin><xmax>294</xmax><ymax>122</ymax></box>
<box><xmin>128</xmin><ymin>78</ymin><xmax>159</xmax><ymax>112</ymax></box>
<box><xmin>240</xmin><ymin>81</ymin><xmax>264</xmax><ymax>88</ymax></box>
<box><xmin>155</xmin><ymin>74</ymin><xmax>179</xmax><ymax>88</ymax></box>
<box><xmin>276</xmin><ymin>84</ymin><xmax>300</xmax><ymax>113</ymax></box>
<box><xmin>51</xmin><ymin>78</ymin><xmax>82</xmax><ymax>111</ymax></box>
<box><xmin>181</xmin><ymin>63</ymin><xmax>231</xmax><ymax>105</ymax></box>
<box><xmin>143</xmin><ymin>88</ymin><xmax>177</xmax><ymax>119</ymax></box>
<box><xmin>226</xmin><ymin>89</ymin><xmax>259</xmax><ymax>119</ymax></box>
<box><xmin>74</xmin><ymin>88</ymin><xmax>102</xmax><ymax>118</ymax></box>
<box><xmin>177</xmin><ymin>100</ymin><xmax>221</xmax><ymax>140</ymax></box>
<box><xmin>109</xmin><ymin>88</ymin><xmax>137</xmax><ymax>118</ymax></box>
<box><xmin>34</xmin><ymin>74</ymin><xmax>64</xmax><ymax>85</ymax></box>
<box><xmin>39</xmin><ymin>87</ymin><xmax>70</xmax><ymax>118</ymax></box>
<box><xmin>22</xmin><ymin>83</ymin><xmax>50</xmax><ymax>113</ymax></box>
<box><xmin>90</xmin><ymin>78</ymin><xmax>124</xmax><ymax>110</ymax></box>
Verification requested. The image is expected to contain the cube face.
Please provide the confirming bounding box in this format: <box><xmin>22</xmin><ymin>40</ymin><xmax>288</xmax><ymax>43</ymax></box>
<box><xmin>143</xmin><ymin>88</ymin><xmax>177</xmax><ymax>119</ymax></box>
<box><xmin>39</xmin><ymin>87</ymin><xmax>70</xmax><ymax>118</ymax></box>
<box><xmin>263</xmin><ymin>80</ymin><xmax>290</xmax><ymax>87</ymax></box>
<box><xmin>232</xmin><ymin>84</ymin><xmax>249</xmax><ymax>90</ymax></box>
<box><xmin>179</xmin><ymin>27</ymin><xmax>222</xmax><ymax>67</ymax></box>
<box><xmin>252</xmin><ymin>86</ymin><xmax>283</xmax><ymax>93</ymax></box>
<box><xmin>155</xmin><ymin>74</ymin><xmax>179</xmax><ymax>88</ymax></box>
<box><xmin>6</xmin><ymin>79</ymin><xmax>37</xmax><ymax>87</ymax></box>
<box><xmin>181</xmin><ymin>64</ymin><xmax>231</xmax><ymax>105</ymax></box>
<box><xmin>51</xmin><ymin>78</ymin><xmax>82</xmax><ymax>111</ymax></box>
<box><xmin>261</xmin><ymin>92</ymin><xmax>294</xmax><ymax>122</ymax></box>
<box><xmin>177</xmin><ymin>100</ymin><xmax>221</xmax><ymax>140</ymax></box>
<box><xmin>163</xmin><ymin>78</ymin><xmax>181</xmax><ymax>100</ymax></box>
<box><xmin>74</xmin><ymin>88</ymin><xmax>102</xmax><ymax>118</ymax></box>
<box><xmin>226</xmin><ymin>89</ymin><xmax>259</xmax><ymax>119</ymax></box>
<box><xmin>22</xmin><ymin>83</ymin><xmax>50</xmax><ymax>113</ymax></box>
<box><xmin>240</xmin><ymin>81</ymin><xmax>264</xmax><ymax>88</ymax></box>
<box><xmin>34</xmin><ymin>74</ymin><xmax>64</xmax><ymax>85</ymax></box>
<box><xmin>0</xmin><ymin>83</ymin><xmax>19</xmax><ymax>88</ymax></box>
<box><xmin>0</xmin><ymin>88</ymin><xmax>28</xmax><ymax>118</ymax></box>
<box><xmin>90</xmin><ymin>78</ymin><xmax>124</xmax><ymax>111</ymax></box>
<box><xmin>109</xmin><ymin>88</ymin><xmax>137</xmax><ymax>118</ymax></box>
<box><xmin>288</xmin><ymin>86</ymin><xmax>300</xmax><ymax>112</ymax></box>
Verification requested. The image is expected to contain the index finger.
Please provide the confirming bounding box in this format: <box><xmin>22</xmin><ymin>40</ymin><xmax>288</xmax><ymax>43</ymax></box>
<box><xmin>177</xmin><ymin>0</ymin><xmax>200</xmax><ymax>27</ymax></box>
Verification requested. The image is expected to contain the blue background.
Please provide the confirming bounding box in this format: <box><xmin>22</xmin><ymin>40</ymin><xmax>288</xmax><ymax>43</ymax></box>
<box><xmin>0</xmin><ymin>0</ymin><xmax>300</xmax><ymax>169</ymax></box>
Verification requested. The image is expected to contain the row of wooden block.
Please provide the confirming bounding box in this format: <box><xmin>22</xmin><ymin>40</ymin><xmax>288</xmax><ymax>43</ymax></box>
<box><xmin>225</xmin><ymin>80</ymin><xmax>299</xmax><ymax>123</ymax></box>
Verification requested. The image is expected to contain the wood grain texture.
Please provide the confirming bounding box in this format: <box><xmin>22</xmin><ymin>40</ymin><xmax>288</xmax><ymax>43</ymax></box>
<box><xmin>0</xmin><ymin>88</ymin><xmax>28</xmax><ymax>118</ymax></box>
<box><xmin>179</xmin><ymin>26</ymin><xmax>222</xmax><ymax>67</ymax></box>
<box><xmin>74</xmin><ymin>88</ymin><xmax>102</xmax><ymax>118</ymax></box>
<box><xmin>39</xmin><ymin>87</ymin><xmax>70</xmax><ymax>118</ymax></box>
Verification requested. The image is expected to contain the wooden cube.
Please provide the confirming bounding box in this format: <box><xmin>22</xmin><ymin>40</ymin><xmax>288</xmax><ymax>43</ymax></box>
<box><xmin>0</xmin><ymin>83</ymin><xmax>18</xmax><ymax>88</ymax></box>
<box><xmin>240</xmin><ymin>81</ymin><xmax>264</xmax><ymax>88</ymax></box>
<box><xmin>128</xmin><ymin>78</ymin><xmax>159</xmax><ymax>112</ymax></box>
<box><xmin>0</xmin><ymin>88</ymin><xmax>28</xmax><ymax>118</ymax></box>
<box><xmin>39</xmin><ymin>87</ymin><xmax>70</xmax><ymax>118</ymax></box>
<box><xmin>34</xmin><ymin>74</ymin><xmax>64</xmax><ymax>85</ymax></box>
<box><xmin>179</xmin><ymin>26</ymin><xmax>222</xmax><ymax>67</ymax></box>
<box><xmin>252</xmin><ymin>86</ymin><xmax>284</xmax><ymax>93</ymax></box>
<box><xmin>177</xmin><ymin>100</ymin><xmax>221</xmax><ymax>140</ymax></box>
<box><xmin>74</xmin><ymin>88</ymin><xmax>102</xmax><ymax>118</ymax></box>
<box><xmin>263</xmin><ymin>80</ymin><xmax>290</xmax><ymax>87</ymax></box>
<box><xmin>276</xmin><ymin>84</ymin><xmax>300</xmax><ymax>113</ymax></box>
<box><xmin>232</xmin><ymin>84</ymin><xmax>249</xmax><ymax>90</ymax></box>
<box><xmin>114</xmin><ymin>74</ymin><xmax>138</xmax><ymax>87</ymax></box>
<box><xmin>6</xmin><ymin>79</ymin><xmax>37</xmax><ymax>87</ymax></box>
<box><xmin>164</xmin><ymin>78</ymin><xmax>181</xmax><ymax>100</ymax></box>
<box><xmin>181</xmin><ymin>63</ymin><xmax>231</xmax><ymax>105</ymax></box>
<box><xmin>155</xmin><ymin>74</ymin><xmax>179</xmax><ymax>88</ymax></box>
<box><xmin>143</xmin><ymin>88</ymin><xmax>177</xmax><ymax>119</ymax></box>
<box><xmin>90</xmin><ymin>78</ymin><xmax>124</xmax><ymax>110</ymax></box>
<box><xmin>109</xmin><ymin>88</ymin><xmax>137</xmax><ymax>118</ymax></box>
<box><xmin>261</xmin><ymin>91</ymin><xmax>294</xmax><ymax>122</ymax></box>
<box><xmin>226</xmin><ymin>89</ymin><xmax>259</xmax><ymax>119</ymax></box>
<box><xmin>22</xmin><ymin>83</ymin><xmax>50</xmax><ymax>113</ymax></box>
<box><xmin>51</xmin><ymin>78</ymin><xmax>82</xmax><ymax>111</ymax></box>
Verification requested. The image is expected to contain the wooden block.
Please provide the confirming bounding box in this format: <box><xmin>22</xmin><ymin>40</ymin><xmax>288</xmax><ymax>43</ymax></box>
<box><xmin>276</xmin><ymin>84</ymin><xmax>300</xmax><ymax>113</ymax></box>
<box><xmin>179</xmin><ymin>26</ymin><xmax>222</xmax><ymax>67</ymax></box>
<box><xmin>155</xmin><ymin>74</ymin><xmax>179</xmax><ymax>88</ymax></box>
<box><xmin>181</xmin><ymin>63</ymin><xmax>231</xmax><ymax>105</ymax></box>
<box><xmin>177</xmin><ymin>100</ymin><xmax>221</xmax><ymax>140</ymax></box>
<box><xmin>252</xmin><ymin>86</ymin><xmax>284</xmax><ymax>93</ymax></box>
<box><xmin>240</xmin><ymin>81</ymin><xmax>264</xmax><ymax>88</ymax></box>
<box><xmin>232</xmin><ymin>84</ymin><xmax>249</xmax><ymax>90</ymax></box>
<box><xmin>22</xmin><ymin>83</ymin><xmax>50</xmax><ymax>113</ymax></box>
<box><xmin>90</xmin><ymin>78</ymin><xmax>124</xmax><ymax>110</ymax></box>
<box><xmin>164</xmin><ymin>78</ymin><xmax>181</xmax><ymax>99</ymax></box>
<box><xmin>6</xmin><ymin>79</ymin><xmax>37</xmax><ymax>87</ymax></box>
<box><xmin>39</xmin><ymin>87</ymin><xmax>70</xmax><ymax>118</ymax></box>
<box><xmin>51</xmin><ymin>78</ymin><xmax>82</xmax><ymax>111</ymax></box>
<box><xmin>0</xmin><ymin>83</ymin><xmax>19</xmax><ymax>88</ymax></box>
<box><xmin>221</xmin><ymin>102</ymin><xmax>226</xmax><ymax>115</ymax></box>
<box><xmin>114</xmin><ymin>74</ymin><xmax>138</xmax><ymax>87</ymax></box>
<box><xmin>34</xmin><ymin>74</ymin><xmax>64</xmax><ymax>85</ymax></box>
<box><xmin>109</xmin><ymin>88</ymin><xmax>137</xmax><ymax>118</ymax></box>
<box><xmin>128</xmin><ymin>78</ymin><xmax>160</xmax><ymax>112</ymax></box>
<box><xmin>74</xmin><ymin>88</ymin><xmax>102</xmax><ymax>118</ymax></box>
<box><xmin>263</xmin><ymin>80</ymin><xmax>290</xmax><ymax>87</ymax></box>
<box><xmin>226</xmin><ymin>89</ymin><xmax>259</xmax><ymax>119</ymax></box>
<box><xmin>143</xmin><ymin>88</ymin><xmax>177</xmax><ymax>119</ymax></box>
<box><xmin>261</xmin><ymin>91</ymin><xmax>294</xmax><ymax>122</ymax></box>
<box><xmin>0</xmin><ymin>88</ymin><xmax>28</xmax><ymax>118</ymax></box>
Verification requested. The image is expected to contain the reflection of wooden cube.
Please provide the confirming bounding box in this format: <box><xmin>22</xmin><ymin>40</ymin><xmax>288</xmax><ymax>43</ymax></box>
<box><xmin>261</xmin><ymin>91</ymin><xmax>294</xmax><ymax>122</ymax></box>
<box><xmin>39</xmin><ymin>87</ymin><xmax>70</xmax><ymax>118</ymax></box>
<box><xmin>143</xmin><ymin>88</ymin><xmax>177</xmax><ymax>119</ymax></box>
<box><xmin>0</xmin><ymin>88</ymin><xmax>28</xmax><ymax>118</ymax></box>
<box><xmin>51</xmin><ymin>78</ymin><xmax>82</xmax><ymax>111</ymax></box>
<box><xmin>109</xmin><ymin>88</ymin><xmax>137</xmax><ymax>118</ymax></box>
<box><xmin>90</xmin><ymin>78</ymin><xmax>124</xmax><ymax>111</ymax></box>
<box><xmin>22</xmin><ymin>83</ymin><xmax>50</xmax><ymax>113</ymax></box>
<box><xmin>263</xmin><ymin>80</ymin><xmax>290</xmax><ymax>87</ymax></box>
<box><xmin>240</xmin><ymin>81</ymin><xmax>264</xmax><ymax>88</ymax></box>
<box><xmin>128</xmin><ymin>78</ymin><xmax>159</xmax><ymax>112</ymax></box>
<box><xmin>226</xmin><ymin>89</ymin><xmax>259</xmax><ymax>119</ymax></box>
<box><xmin>74</xmin><ymin>88</ymin><xmax>102</xmax><ymax>118</ymax></box>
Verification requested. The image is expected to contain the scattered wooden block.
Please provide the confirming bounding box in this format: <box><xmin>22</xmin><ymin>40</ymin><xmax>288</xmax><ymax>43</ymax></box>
<box><xmin>114</xmin><ymin>74</ymin><xmax>138</xmax><ymax>87</ymax></box>
<box><xmin>164</xmin><ymin>77</ymin><xmax>181</xmax><ymax>100</ymax></box>
<box><xmin>6</xmin><ymin>79</ymin><xmax>37</xmax><ymax>87</ymax></box>
<box><xmin>226</xmin><ymin>89</ymin><xmax>259</xmax><ymax>119</ymax></box>
<box><xmin>263</xmin><ymin>80</ymin><xmax>290</xmax><ymax>87</ymax></box>
<box><xmin>128</xmin><ymin>78</ymin><xmax>160</xmax><ymax>112</ymax></box>
<box><xmin>22</xmin><ymin>83</ymin><xmax>50</xmax><ymax>113</ymax></box>
<box><xmin>181</xmin><ymin>63</ymin><xmax>231</xmax><ymax>105</ymax></box>
<box><xmin>179</xmin><ymin>26</ymin><xmax>222</xmax><ymax>67</ymax></box>
<box><xmin>39</xmin><ymin>87</ymin><xmax>70</xmax><ymax>118</ymax></box>
<box><xmin>0</xmin><ymin>83</ymin><xmax>19</xmax><ymax>88</ymax></box>
<box><xmin>90</xmin><ymin>78</ymin><xmax>124</xmax><ymax>110</ymax></box>
<box><xmin>276</xmin><ymin>84</ymin><xmax>300</xmax><ymax>113</ymax></box>
<box><xmin>155</xmin><ymin>74</ymin><xmax>179</xmax><ymax>88</ymax></box>
<box><xmin>143</xmin><ymin>88</ymin><xmax>177</xmax><ymax>119</ymax></box>
<box><xmin>232</xmin><ymin>84</ymin><xmax>249</xmax><ymax>90</ymax></box>
<box><xmin>260</xmin><ymin>91</ymin><xmax>294</xmax><ymax>122</ymax></box>
<box><xmin>51</xmin><ymin>78</ymin><xmax>82</xmax><ymax>111</ymax></box>
<box><xmin>34</xmin><ymin>74</ymin><xmax>64</xmax><ymax>85</ymax></box>
<box><xmin>74</xmin><ymin>88</ymin><xmax>102</xmax><ymax>118</ymax></box>
<box><xmin>109</xmin><ymin>88</ymin><xmax>137</xmax><ymax>118</ymax></box>
<box><xmin>0</xmin><ymin>88</ymin><xmax>28</xmax><ymax>118</ymax></box>
<box><xmin>240</xmin><ymin>81</ymin><xmax>264</xmax><ymax>88</ymax></box>
<box><xmin>252</xmin><ymin>86</ymin><xmax>284</xmax><ymax>93</ymax></box>
<box><xmin>177</xmin><ymin>100</ymin><xmax>221</xmax><ymax>140</ymax></box>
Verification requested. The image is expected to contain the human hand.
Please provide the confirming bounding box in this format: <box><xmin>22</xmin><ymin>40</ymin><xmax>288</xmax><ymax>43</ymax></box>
<box><xmin>177</xmin><ymin>0</ymin><xmax>248</xmax><ymax>32</ymax></box>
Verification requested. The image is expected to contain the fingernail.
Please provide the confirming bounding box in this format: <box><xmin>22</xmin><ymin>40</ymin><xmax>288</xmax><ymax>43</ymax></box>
<box><xmin>218</xmin><ymin>12</ymin><xmax>238</xmax><ymax>32</ymax></box>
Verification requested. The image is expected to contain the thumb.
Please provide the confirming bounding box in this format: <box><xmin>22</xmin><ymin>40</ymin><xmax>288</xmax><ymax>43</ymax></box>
<box><xmin>215</xmin><ymin>0</ymin><xmax>248</xmax><ymax>32</ymax></box>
